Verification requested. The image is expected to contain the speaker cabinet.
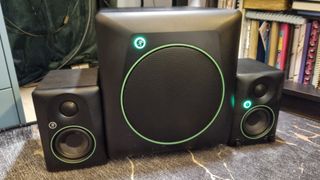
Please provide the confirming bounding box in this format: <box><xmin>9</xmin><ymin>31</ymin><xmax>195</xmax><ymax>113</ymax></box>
<box><xmin>32</xmin><ymin>69</ymin><xmax>107</xmax><ymax>171</ymax></box>
<box><xmin>229</xmin><ymin>59</ymin><xmax>284</xmax><ymax>146</ymax></box>
<box><xmin>96</xmin><ymin>8</ymin><xmax>242</xmax><ymax>158</ymax></box>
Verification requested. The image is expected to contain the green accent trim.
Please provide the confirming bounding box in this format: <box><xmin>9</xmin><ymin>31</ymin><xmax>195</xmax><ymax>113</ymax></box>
<box><xmin>240</xmin><ymin>105</ymin><xmax>275</xmax><ymax>140</ymax></box>
<box><xmin>120</xmin><ymin>43</ymin><xmax>225</xmax><ymax>145</ymax></box>
<box><xmin>231</xmin><ymin>95</ymin><xmax>235</xmax><ymax>108</ymax></box>
<box><xmin>50</xmin><ymin>125</ymin><xmax>96</xmax><ymax>164</ymax></box>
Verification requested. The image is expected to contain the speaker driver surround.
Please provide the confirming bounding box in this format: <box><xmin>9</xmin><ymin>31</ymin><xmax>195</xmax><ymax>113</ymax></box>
<box><xmin>120</xmin><ymin>44</ymin><xmax>225</xmax><ymax>145</ymax></box>
<box><xmin>240</xmin><ymin>105</ymin><xmax>275</xmax><ymax>140</ymax></box>
<box><xmin>50</xmin><ymin>126</ymin><xmax>96</xmax><ymax>164</ymax></box>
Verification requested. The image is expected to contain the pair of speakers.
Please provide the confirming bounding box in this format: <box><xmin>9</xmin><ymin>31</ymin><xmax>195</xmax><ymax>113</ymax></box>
<box><xmin>32</xmin><ymin>8</ymin><xmax>284</xmax><ymax>172</ymax></box>
<box><xmin>32</xmin><ymin>59</ymin><xmax>283</xmax><ymax>171</ymax></box>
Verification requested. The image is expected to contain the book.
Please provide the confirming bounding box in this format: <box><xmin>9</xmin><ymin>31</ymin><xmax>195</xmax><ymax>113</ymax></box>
<box><xmin>304</xmin><ymin>20</ymin><xmax>320</xmax><ymax>85</ymax></box>
<box><xmin>226</xmin><ymin>0</ymin><xmax>236</xmax><ymax>9</ymax></box>
<box><xmin>276</xmin><ymin>23</ymin><xmax>290</xmax><ymax>70</ymax></box>
<box><xmin>243</xmin><ymin>19</ymin><xmax>251</xmax><ymax>58</ymax></box>
<box><xmin>293</xmin><ymin>23</ymin><xmax>308</xmax><ymax>83</ymax></box>
<box><xmin>244</xmin><ymin>0</ymin><xmax>290</xmax><ymax>11</ymax></box>
<box><xmin>284</xmin><ymin>24</ymin><xmax>295</xmax><ymax>79</ymax></box>
<box><xmin>257</xmin><ymin>21</ymin><xmax>270</xmax><ymax>63</ymax></box>
<box><xmin>296</xmin><ymin>10</ymin><xmax>320</xmax><ymax>17</ymax></box>
<box><xmin>298</xmin><ymin>22</ymin><xmax>312</xmax><ymax>83</ymax></box>
<box><xmin>288</xmin><ymin>25</ymin><xmax>303</xmax><ymax>81</ymax></box>
<box><xmin>246</xmin><ymin>11</ymin><xmax>307</xmax><ymax>25</ymax></box>
<box><xmin>218</xmin><ymin>0</ymin><xmax>224</xmax><ymax>8</ymax></box>
<box><xmin>248</xmin><ymin>20</ymin><xmax>259</xmax><ymax>59</ymax></box>
<box><xmin>256</xmin><ymin>23</ymin><xmax>265</xmax><ymax>63</ymax></box>
<box><xmin>292</xmin><ymin>1</ymin><xmax>320</xmax><ymax>12</ymax></box>
<box><xmin>312</xmin><ymin>33</ymin><xmax>320</xmax><ymax>88</ymax></box>
<box><xmin>268</xmin><ymin>22</ymin><xmax>280</xmax><ymax>67</ymax></box>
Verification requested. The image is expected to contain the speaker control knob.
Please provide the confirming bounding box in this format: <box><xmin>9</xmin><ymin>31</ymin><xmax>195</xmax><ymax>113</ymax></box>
<box><xmin>60</xmin><ymin>101</ymin><xmax>78</xmax><ymax>117</ymax></box>
<box><xmin>254</xmin><ymin>83</ymin><xmax>268</xmax><ymax>98</ymax></box>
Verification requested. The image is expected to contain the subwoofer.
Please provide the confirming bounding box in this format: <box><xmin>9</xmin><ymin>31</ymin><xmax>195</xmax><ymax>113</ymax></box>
<box><xmin>229</xmin><ymin>58</ymin><xmax>284</xmax><ymax>146</ymax></box>
<box><xmin>96</xmin><ymin>8</ymin><xmax>242</xmax><ymax>158</ymax></box>
<box><xmin>32</xmin><ymin>68</ymin><xmax>107</xmax><ymax>171</ymax></box>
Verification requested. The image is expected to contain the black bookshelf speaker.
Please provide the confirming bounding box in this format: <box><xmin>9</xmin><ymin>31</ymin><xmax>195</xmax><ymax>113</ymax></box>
<box><xmin>96</xmin><ymin>8</ymin><xmax>242</xmax><ymax>158</ymax></box>
<box><xmin>229</xmin><ymin>59</ymin><xmax>284</xmax><ymax>146</ymax></box>
<box><xmin>32</xmin><ymin>68</ymin><xmax>107</xmax><ymax>171</ymax></box>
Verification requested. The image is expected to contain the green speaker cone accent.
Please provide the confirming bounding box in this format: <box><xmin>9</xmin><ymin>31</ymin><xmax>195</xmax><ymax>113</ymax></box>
<box><xmin>240</xmin><ymin>105</ymin><xmax>275</xmax><ymax>140</ymax></box>
<box><xmin>120</xmin><ymin>43</ymin><xmax>225</xmax><ymax>145</ymax></box>
<box><xmin>50</xmin><ymin>125</ymin><xmax>96</xmax><ymax>164</ymax></box>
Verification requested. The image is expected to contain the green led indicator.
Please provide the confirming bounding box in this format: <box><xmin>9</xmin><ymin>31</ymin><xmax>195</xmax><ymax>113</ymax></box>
<box><xmin>231</xmin><ymin>95</ymin><xmax>235</xmax><ymax>108</ymax></box>
<box><xmin>243</xmin><ymin>100</ymin><xmax>252</xmax><ymax>109</ymax></box>
<box><xmin>133</xmin><ymin>37</ymin><xmax>146</xmax><ymax>49</ymax></box>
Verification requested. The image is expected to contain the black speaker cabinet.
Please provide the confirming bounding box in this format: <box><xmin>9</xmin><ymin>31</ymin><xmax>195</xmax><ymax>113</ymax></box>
<box><xmin>96</xmin><ymin>8</ymin><xmax>242</xmax><ymax>158</ymax></box>
<box><xmin>32</xmin><ymin>69</ymin><xmax>107</xmax><ymax>171</ymax></box>
<box><xmin>229</xmin><ymin>59</ymin><xmax>284</xmax><ymax>146</ymax></box>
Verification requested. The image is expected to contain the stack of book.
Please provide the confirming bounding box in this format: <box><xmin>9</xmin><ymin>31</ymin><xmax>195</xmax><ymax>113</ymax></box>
<box><xmin>243</xmin><ymin>11</ymin><xmax>320</xmax><ymax>89</ymax></box>
<box><xmin>293</xmin><ymin>0</ymin><xmax>320</xmax><ymax>17</ymax></box>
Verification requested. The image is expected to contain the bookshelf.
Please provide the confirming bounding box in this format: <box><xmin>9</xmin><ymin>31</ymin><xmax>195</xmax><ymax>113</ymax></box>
<box><xmin>238</xmin><ymin>0</ymin><xmax>320</xmax><ymax>120</ymax></box>
<box><xmin>282</xmin><ymin>81</ymin><xmax>320</xmax><ymax>120</ymax></box>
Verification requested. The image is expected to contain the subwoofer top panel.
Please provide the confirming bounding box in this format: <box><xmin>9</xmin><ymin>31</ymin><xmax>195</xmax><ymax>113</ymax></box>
<box><xmin>96</xmin><ymin>8</ymin><xmax>241</xmax><ymax>33</ymax></box>
<box><xmin>37</xmin><ymin>68</ymin><xmax>98</xmax><ymax>90</ymax></box>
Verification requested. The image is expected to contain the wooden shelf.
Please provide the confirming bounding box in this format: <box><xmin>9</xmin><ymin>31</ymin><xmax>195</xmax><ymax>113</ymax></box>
<box><xmin>283</xmin><ymin>80</ymin><xmax>320</xmax><ymax>103</ymax></box>
<box><xmin>281</xmin><ymin>81</ymin><xmax>320</xmax><ymax>120</ymax></box>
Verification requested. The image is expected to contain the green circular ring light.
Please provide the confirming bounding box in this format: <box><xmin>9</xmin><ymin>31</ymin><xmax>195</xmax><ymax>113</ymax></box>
<box><xmin>243</xmin><ymin>100</ymin><xmax>253</xmax><ymax>109</ymax></box>
<box><xmin>120</xmin><ymin>43</ymin><xmax>225</xmax><ymax>145</ymax></box>
<box><xmin>133</xmin><ymin>37</ymin><xmax>146</xmax><ymax>49</ymax></box>
<box><xmin>50</xmin><ymin>125</ymin><xmax>96</xmax><ymax>164</ymax></box>
<box><xmin>240</xmin><ymin>105</ymin><xmax>275</xmax><ymax>140</ymax></box>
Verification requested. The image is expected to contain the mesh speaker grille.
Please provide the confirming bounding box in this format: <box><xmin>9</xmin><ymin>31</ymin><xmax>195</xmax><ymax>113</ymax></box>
<box><xmin>122</xmin><ymin>45</ymin><xmax>224</xmax><ymax>144</ymax></box>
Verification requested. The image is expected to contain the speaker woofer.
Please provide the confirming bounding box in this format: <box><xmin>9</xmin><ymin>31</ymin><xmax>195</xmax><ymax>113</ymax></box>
<box><xmin>240</xmin><ymin>105</ymin><xmax>275</xmax><ymax>139</ymax></box>
<box><xmin>50</xmin><ymin>126</ymin><xmax>96</xmax><ymax>163</ymax></box>
<box><xmin>121</xmin><ymin>44</ymin><xmax>225</xmax><ymax>145</ymax></box>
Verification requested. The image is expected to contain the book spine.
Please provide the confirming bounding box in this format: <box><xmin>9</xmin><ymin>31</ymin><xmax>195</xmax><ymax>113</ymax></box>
<box><xmin>244</xmin><ymin>0</ymin><xmax>290</xmax><ymax>11</ymax></box>
<box><xmin>304</xmin><ymin>20</ymin><xmax>320</xmax><ymax>85</ymax></box>
<box><xmin>288</xmin><ymin>25</ymin><xmax>301</xmax><ymax>81</ymax></box>
<box><xmin>293</xmin><ymin>23</ymin><xmax>307</xmax><ymax>83</ymax></box>
<box><xmin>248</xmin><ymin>20</ymin><xmax>260</xmax><ymax>59</ymax></box>
<box><xmin>276</xmin><ymin>24</ymin><xmax>285</xmax><ymax>69</ymax></box>
<box><xmin>258</xmin><ymin>21</ymin><xmax>271</xmax><ymax>63</ymax></box>
<box><xmin>244</xmin><ymin>19</ymin><xmax>252</xmax><ymax>58</ymax></box>
<box><xmin>298</xmin><ymin>22</ymin><xmax>312</xmax><ymax>83</ymax></box>
<box><xmin>268</xmin><ymin>22</ymin><xmax>280</xmax><ymax>67</ymax></box>
<box><xmin>312</xmin><ymin>33</ymin><xmax>320</xmax><ymax>88</ymax></box>
<box><xmin>284</xmin><ymin>24</ymin><xmax>295</xmax><ymax>79</ymax></box>
<box><xmin>278</xmin><ymin>23</ymin><xmax>290</xmax><ymax>70</ymax></box>
<box><xmin>256</xmin><ymin>21</ymin><xmax>265</xmax><ymax>62</ymax></box>
<box><xmin>264</xmin><ymin>32</ymin><xmax>271</xmax><ymax>64</ymax></box>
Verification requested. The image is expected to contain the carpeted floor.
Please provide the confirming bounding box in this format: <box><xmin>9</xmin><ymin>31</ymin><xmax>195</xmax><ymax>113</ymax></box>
<box><xmin>0</xmin><ymin>111</ymin><xmax>319</xmax><ymax>180</ymax></box>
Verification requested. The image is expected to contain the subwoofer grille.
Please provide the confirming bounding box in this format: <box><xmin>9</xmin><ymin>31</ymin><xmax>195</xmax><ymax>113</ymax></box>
<box><xmin>50</xmin><ymin>126</ymin><xmax>96</xmax><ymax>164</ymax></box>
<box><xmin>240</xmin><ymin>105</ymin><xmax>275</xmax><ymax>140</ymax></box>
<box><xmin>121</xmin><ymin>44</ymin><xmax>225</xmax><ymax>145</ymax></box>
